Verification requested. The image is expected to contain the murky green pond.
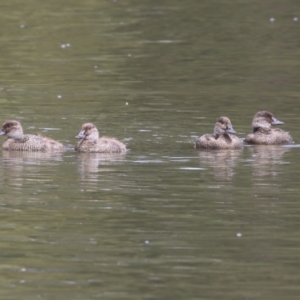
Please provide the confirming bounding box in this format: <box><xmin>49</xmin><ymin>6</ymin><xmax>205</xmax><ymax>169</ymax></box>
<box><xmin>0</xmin><ymin>0</ymin><xmax>300</xmax><ymax>299</ymax></box>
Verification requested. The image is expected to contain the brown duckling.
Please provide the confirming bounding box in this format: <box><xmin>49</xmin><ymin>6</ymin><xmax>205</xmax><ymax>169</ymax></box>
<box><xmin>244</xmin><ymin>111</ymin><xmax>294</xmax><ymax>145</ymax></box>
<box><xmin>0</xmin><ymin>120</ymin><xmax>64</xmax><ymax>152</ymax></box>
<box><xmin>196</xmin><ymin>117</ymin><xmax>243</xmax><ymax>150</ymax></box>
<box><xmin>75</xmin><ymin>123</ymin><xmax>126</xmax><ymax>153</ymax></box>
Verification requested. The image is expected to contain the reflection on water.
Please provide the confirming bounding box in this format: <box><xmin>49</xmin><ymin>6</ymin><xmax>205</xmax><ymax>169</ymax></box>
<box><xmin>248</xmin><ymin>145</ymin><xmax>290</xmax><ymax>179</ymax></box>
<box><xmin>198</xmin><ymin>150</ymin><xmax>242</xmax><ymax>181</ymax></box>
<box><xmin>2</xmin><ymin>150</ymin><xmax>63</xmax><ymax>162</ymax></box>
<box><xmin>1</xmin><ymin>150</ymin><xmax>63</xmax><ymax>188</ymax></box>
<box><xmin>77</xmin><ymin>152</ymin><xmax>126</xmax><ymax>188</ymax></box>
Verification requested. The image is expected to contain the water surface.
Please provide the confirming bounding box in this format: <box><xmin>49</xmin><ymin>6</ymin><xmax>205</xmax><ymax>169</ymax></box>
<box><xmin>0</xmin><ymin>0</ymin><xmax>300</xmax><ymax>299</ymax></box>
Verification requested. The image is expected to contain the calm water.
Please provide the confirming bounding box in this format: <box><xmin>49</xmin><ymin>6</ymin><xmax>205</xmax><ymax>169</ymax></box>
<box><xmin>0</xmin><ymin>0</ymin><xmax>300</xmax><ymax>299</ymax></box>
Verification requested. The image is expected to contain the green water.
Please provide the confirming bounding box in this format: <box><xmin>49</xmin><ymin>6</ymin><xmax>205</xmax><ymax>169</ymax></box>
<box><xmin>0</xmin><ymin>0</ymin><xmax>300</xmax><ymax>299</ymax></box>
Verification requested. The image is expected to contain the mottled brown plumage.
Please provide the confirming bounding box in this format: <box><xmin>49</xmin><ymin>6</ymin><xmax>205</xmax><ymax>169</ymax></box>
<box><xmin>0</xmin><ymin>120</ymin><xmax>64</xmax><ymax>152</ymax></box>
<box><xmin>244</xmin><ymin>111</ymin><xmax>294</xmax><ymax>145</ymax></box>
<box><xmin>75</xmin><ymin>123</ymin><xmax>126</xmax><ymax>153</ymax></box>
<box><xmin>196</xmin><ymin>117</ymin><xmax>243</xmax><ymax>150</ymax></box>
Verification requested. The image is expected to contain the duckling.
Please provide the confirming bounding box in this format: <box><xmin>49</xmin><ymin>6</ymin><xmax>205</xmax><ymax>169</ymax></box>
<box><xmin>196</xmin><ymin>117</ymin><xmax>243</xmax><ymax>150</ymax></box>
<box><xmin>0</xmin><ymin>120</ymin><xmax>64</xmax><ymax>151</ymax></box>
<box><xmin>244</xmin><ymin>111</ymin><xmax>294</xmax><ymax>145</ymax></box>
<box><xmin>75</xmin><ymin>123</ymin><xmax>126</xmax><ymax>153</ymax></box>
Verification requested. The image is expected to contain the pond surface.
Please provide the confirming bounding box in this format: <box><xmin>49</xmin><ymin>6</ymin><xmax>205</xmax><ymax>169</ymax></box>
<box><xmin>0</xmin><ymin>0</ymin><xmax>300</xmax><ymax>299</ymax></box>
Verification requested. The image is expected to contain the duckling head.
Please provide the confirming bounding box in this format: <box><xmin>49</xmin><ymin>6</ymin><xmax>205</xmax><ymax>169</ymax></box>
<box><xmin>0</xmin><ymin>120</ymin><xmax>24</xmax><ymax>139</ymax></box>
<box><xmin>252</xmin><ymin>111</ymin><xmax>284</xmax><ymax>130</ymax></box>
<box><xmin>75</xmin><ymin>123</ymin><xmax>99</xmax><ymax>141</ymax></box>
<box><xmin>214</xmin><ymin>116</ymin><xmax>236</xmax><ymax>138</ymax></box>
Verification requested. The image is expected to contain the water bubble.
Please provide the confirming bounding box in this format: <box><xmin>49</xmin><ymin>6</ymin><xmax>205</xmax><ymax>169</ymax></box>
<box><xmin>236</xmin><ymin>233</ymin><xmax>242</xmax><ymax>237</ymax></box>
<box><xmin>270</xmin><ymin>18</ymin><xmax>275</xmax><ymax>22</ymax></box>
<box><xmin>145</xmin><ymin>240</ymin><xmax>149</xmax><ymax>244</ymax></box>
<box><xmin>57</xmin><ymin>95</ymin><xmax>62</xmax><ymax>99</ymax></box>
<box><xmin>293</xmin><ymin>17</ymin><xmax>298</xmax><ymax>21</ymax></box>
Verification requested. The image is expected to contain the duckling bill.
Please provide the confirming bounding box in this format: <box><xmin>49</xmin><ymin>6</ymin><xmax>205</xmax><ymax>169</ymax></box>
<box><xmin>244</xmin><ymin>111</ymin><xmax>294</xmax><ymax>145</ymax></box>
<box><xmin>196</xmin><ymin>117</ymin><xmax>243</xmax><ymax>150</ymax></box>
<box><xmin>75</xmin><ymin>123</ymin><xmax>126</xmax><ymax>153</ymax></box>
<box><xmin>0</xmin><ymin>120</ymin><xmax>64</xmax><ymax>152</ymax></box>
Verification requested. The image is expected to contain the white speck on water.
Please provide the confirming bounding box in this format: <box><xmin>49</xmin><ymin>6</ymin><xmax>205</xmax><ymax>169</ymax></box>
<box><xmin>20</xmin><ymin>24</ymin><xmax>25</xmax><ymax>28</ymax></box>
<box><xmin>20</xmin><ymin>280</ymin><xmax>26</xmax><ymax>283</ymax></box>
<box><xmin>94</xmin><ymin>65</ymin><xmax>98</xmax><ymax>68</ymax></box>
<box><xmin>293</xmin><ymin>17</ymin><xmax>298</xmax><ymax>21</ymax></box>
<box><xmin>20</xmin><ymin>268</ymin><xmax>26</xmax><ymax>272</ymax></box>
<box><xmin>126</xmin><ymin>102</ymin><xmax>128</xmax><ymax>105</ymax></box>
<box><xmin>145</xmin><ymin>240</ymin><xmax>149</xmax><ymax>244</ymax></box>
<box><xmin>61</xmin><ymin>43</ymin><xmax>71</xmax><ymax>48</ymax></box>
<box><xmin>270</xmin><ymin>17</ymin><xmax>275</xmax><ymax>22</ymax></box>
<box><xmin>180</xmin><ymin>167</ymin><xmax>205</xmax><ymax>170</ymax></box>
<box><xmin>40</xmin><ymin>127</ymin><xmax>61</xmax><ymax>131</ymax></box>
<box><xmin>57</xmin><ymin>95</ymin><xmax>62</xmax><ymax>99</ymax></box>
<box><xmin>120</xmin><ymin>22</ymin><xmax>124</xmax><ymax>25</ymax></box>
<box><xmin>236</xmin><ymin>233</ymin><xmax>242</xmax><ymax>237</ymax></box>
<box><xmin>128</xmin><ymin>54</ymin><xmax>131</xmax><ymax>57</ymax></box>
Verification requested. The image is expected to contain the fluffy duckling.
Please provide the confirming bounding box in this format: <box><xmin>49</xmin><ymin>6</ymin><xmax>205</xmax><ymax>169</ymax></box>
<box><xmin>196</xmin><ymin>117</ymin><xmax>243</xmax><ymax>150</ymax></box>
<box><xmin>75</xmin><ymin>123</ymin><xmax>126</xmax><ymax>153</ymax></box>
<box><xmin>0</xmin><ymin>120</ymin><xmax>64</xmax><ymax>151</ymax></box>
<box><xmin>244</xmin><ymin>111</ymin><xmax>294</xmax><ymax>145</ymax></box>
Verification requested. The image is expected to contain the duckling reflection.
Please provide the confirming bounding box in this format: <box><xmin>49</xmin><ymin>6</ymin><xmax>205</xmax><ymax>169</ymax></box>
<box><xmin>198</xmin><ymin>150</ymin><xmax>242</xmax><ymax>181</ymax></box>
<box><xmin>2</xmin><ymin>150</ymin><xmax>63</xmax><ymax>187</ymax></box>
<box><xmin>248</xmin><ymin>145</ymin><xmax>291</xmax><ymax>178</ymax></box>
<box><xmin>196</xmin><ymin>117</ymin><xmax>243</xmax><ymax>150</ymax></box>
<box><xmin>77</xmin><ymin>152</ymin><xmax>126</xmax><ymax>183</ymax></box>
<box><xmin>0</xmin><ymin>120</ymin><xmax>64</xmax><ymax>151</ymax></box>
<box><xmin>245</xmin><ymin>111</ymin><xmax>294</xmax><ymax>145</ymax></box>
<box><xmin>2</xmin><ymin>150</ymin><xmax>63</xmax><ymax>161</ymax></box>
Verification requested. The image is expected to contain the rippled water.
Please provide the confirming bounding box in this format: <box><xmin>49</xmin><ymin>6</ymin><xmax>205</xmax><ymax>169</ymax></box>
<box><xmin>0</xmin><ymin>0</ymin><xmax>300</xmax><ymax>299</ymax></box>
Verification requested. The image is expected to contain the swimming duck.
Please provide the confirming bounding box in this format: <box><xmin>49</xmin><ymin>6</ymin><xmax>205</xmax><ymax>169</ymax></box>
<box><xmin>196</xmin><ymin>117</ymin><xmax>243</xmax><ymax>150</ymax></box>
<box><xmin>0</xmin><ymin>120</ymin><xmax>64</xmax><ymax>151</ymax></box>
<box><xmin>75</xmin><ymin>123</ymin><xmax>126</xmax><ymax>153</ymax></box>
<box><xmin>244</xmin><ymin>111</ymin><xmax>294</xmax><ymax>145</ymax></box>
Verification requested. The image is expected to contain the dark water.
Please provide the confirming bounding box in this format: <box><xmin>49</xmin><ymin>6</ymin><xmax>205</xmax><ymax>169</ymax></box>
<box><xmin>0</xmin><ymin>0</ymin><xmax>300</xmax><ymax>299</ymax></box>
